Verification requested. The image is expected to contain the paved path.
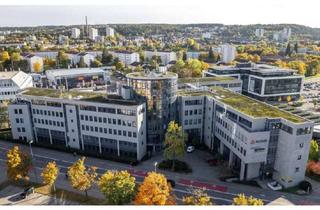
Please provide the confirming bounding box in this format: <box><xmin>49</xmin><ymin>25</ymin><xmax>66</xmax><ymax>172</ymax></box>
<box><xmin>1</xmin><ymin>140</ymin><xmax>320</xmax><ymax>205</ymax></box>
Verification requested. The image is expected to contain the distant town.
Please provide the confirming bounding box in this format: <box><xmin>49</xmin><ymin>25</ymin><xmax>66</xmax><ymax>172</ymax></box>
<box><xmin>0</xmin><ymin>19</ymin><xmax>320</xmax><ymax>206</ymax></box>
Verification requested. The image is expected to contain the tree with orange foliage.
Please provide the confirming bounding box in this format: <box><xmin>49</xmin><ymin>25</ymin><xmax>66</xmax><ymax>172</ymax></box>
<box><xmin>33</xmin><ymin>61</ymin><xmax>42</xmax><ymax>73</ymax></box>
<box><xmin>306</xmin><ymin>161</ymin><xmax>320</xmax><ymax>176</ymax></box>
<box><xmin>134</xmin><ymin>172</ymin><xmax>176</xmax><ymax>205</ymax></box>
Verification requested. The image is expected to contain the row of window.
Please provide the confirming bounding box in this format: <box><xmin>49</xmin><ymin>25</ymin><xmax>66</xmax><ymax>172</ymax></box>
<box><xmin>216</xmin><ymin>127</ymin><xmax>247</xmax><ymax>156</ymax></box>
<box><xmin>34</xmin><ymin>118</ymin><xmax>65</xmax><ymax>127</ymax></box>
<box><xmin>17</xmin><ymin>127</ymin><xmax>26</xmax><ymax>133</ymax></box>
<box><xmin>185</xmin><ymin>99</ymin><xmax>203</xmax><ymax>106</ymax></box>
<box><xmin>14</xmin><ymin>109</ymin><xmax>23</xmax><ymax>114</ymax></box>
<box><xmin>80</xmin><ymin>105</ymin><xmax>138</xmax><ymax>116</ymax></box>
<box><xmin>15</xmin><ymin>118</ymin><xmax>24</xmax><ymax>124</ymax></box>
<box><xmin>184</xmin><ymin>118</ymin><xmax>202</xmax><ymax>126</ymax></box>
<box><xmin>184</xmin><ymin>109</ymin><xmax>202</xmax><ymax>116</ymax></box>
<box><xmin>0</xmin><ymin>83</ymin><xmax>13</xmax><ymax>87</ymax></box>
<box><xmin>80</xmin><ymin>115</ymin><xmax>137</xmax><ymax>127</ymax></box>
<box><xmin>0</xmin><ymin>91</ymin><xmax>17</xmax><ymax>96</ymax></box>
<box><xmin>32</xmin><ymin>108</ymin><xmax>63</xmax><ymax>118</ymax></box>
<box><xmin>81</xmin><ymin>125</ymin><xmax>138</xmax><ymax>138</ymax></box>
<box><xmin>216</xmin><ymin>116</ymin><xmax>248</xmax><ymax>144</ymax></box>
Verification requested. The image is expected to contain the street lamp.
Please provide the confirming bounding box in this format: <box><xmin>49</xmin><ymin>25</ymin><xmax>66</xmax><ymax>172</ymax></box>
<box><xmin>28</xmin><ymin>140</ymin><xmax>38</xmax><ymax>183</ymax></box>
<box><xmin>154</xmin><ymin>161</ymin><xmax>158</xmax><ymax>173</ymax></box>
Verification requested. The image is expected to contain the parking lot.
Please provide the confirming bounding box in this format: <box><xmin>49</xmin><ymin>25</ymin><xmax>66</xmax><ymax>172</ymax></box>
<box><xmin>0</xmin><ymin>184</ymin><xmax>78</xmax><ymax>205</ymax></box>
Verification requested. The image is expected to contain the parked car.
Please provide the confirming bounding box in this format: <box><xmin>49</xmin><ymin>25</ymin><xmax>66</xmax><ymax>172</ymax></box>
<box><xmin>267</xmin><ymin>181</ymin><xmax>282</xmax><ymax>191</ymax></box>
<box><xmin>167</xmin><ymin>179</ymin><xmax>176</xmax><ymax>188</ymax></box>
<box><xmin>187</xmin><ymin>146</ymin><xmax>195</xmax><ymax>153</ymax></box>
<box><xmin>20</xmin><ymin>187</ymin><xmax>34</xmax><ymax>199</ymax></box>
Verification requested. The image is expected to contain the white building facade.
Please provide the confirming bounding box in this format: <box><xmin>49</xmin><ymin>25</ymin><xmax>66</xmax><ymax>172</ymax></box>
<box><xmin>177</xmin><ymin>88</ymin><xmax>313</xmax><ymax>188</ymax></box>
<box><xmin>220</xmin><ymin>44</ymin><xmax>236</xmax><ymax>64</ymax></box>
<box><xmin>0</xmin><ymin>71</ymin><xmax>33</xmax><ymax>103</ymax></box>
<box><xmin>144</xmin><ymin>51</ymin><xmax>177</xmax><ymax>65</ymax></box>
<box><xmin>71</xmin><ymin>28</ymin><xmax>81</xmax><ymax>39</ymax></box>
<box><xmin>105</xmin><ymin>26</ymin><xmax>115</xmax><ymax>37</ymax></box>
<box><xmin>89</xmin><ymin>28</ymin><xmax>98</xmax><ymax>41</ymax></box>
<box><xmin>8</xmin><ymin>88</ymin><xmax>147</xmax><ymax>161</ymax></box>
<box><xmin>110</xmin><ymin>51</ymin><xmax>140</xmax><ymax>66</ymax></box>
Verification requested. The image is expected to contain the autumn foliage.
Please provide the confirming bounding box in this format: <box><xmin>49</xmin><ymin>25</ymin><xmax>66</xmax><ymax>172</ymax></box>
<box><xmin>134</xmin><ymin>172</ymin><xmax>176</xmax><ymax>205</ymax></box>
<box><xmin>306</xmin><ymin>161</ymin><xmax>320</xmax><ymax>176</ymax></box>
<box><xmin>67</xmin><ymin>157</ymin><xmax>97</xmax><ymax>197</ymax></box>
<box><xmin>233</xmin><ymin>193</ymin><xmax>264</xmax><ymax>205</ymax></box>
<box><xmin>41</xmin><ymin>161</ymin><xmax>59</xmax><ymax>191</ymax></box>
<box><xmin>183</xmin><ymin>188</ymin><xmax>212</xmax><ymax>205</ymax></box>
<box><xmin>98</xmin><ymin>170</ymin><xmax>136</xmax><ymax>204</ymax></box>
<box><xmin>6</xmin><ymin>146</ymin><xmax>32</xmax><ymax>181</ymax></box>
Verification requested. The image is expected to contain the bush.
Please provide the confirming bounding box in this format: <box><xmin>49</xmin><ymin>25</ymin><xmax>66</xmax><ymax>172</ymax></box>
<box><xmin>299</xmin><ymin>181</ymin><xmax>312</xmax><ymax>192</ymax></box>
<box><xmin>158</xmin><ymin>159</ymin><xmax>192</xmax><ymax>173</ymax></box>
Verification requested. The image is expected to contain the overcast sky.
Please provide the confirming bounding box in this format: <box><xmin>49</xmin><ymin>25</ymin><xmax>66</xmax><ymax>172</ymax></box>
<box><xmin>1</xmin><ymin>0</ymin><xmax>320</xmax><ymax>27</ymax></box>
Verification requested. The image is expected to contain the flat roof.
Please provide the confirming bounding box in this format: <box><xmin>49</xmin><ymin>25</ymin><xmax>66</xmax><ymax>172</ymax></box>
<box><xmin>178</xmin><ymin>76</ymin><xmax>237</xmax><ymax>84</ymax></box>
<box><xmin>46</xmin><ymin>68</ymin><xmax>105</xmax><ymax>77</ymax></box>
<box><xmin>178</xmin><ymin>87</ymin><xmax>305</xmax><ymax>123</ymax></box>
<box><xmin>126</xmin><ymin>71</ymin><xmax>178</xmax><ymax>80</ymax></box>
<box><xmin>0</xmin><ymin>71</ymin><xmax>19</xmax><ymax>80</ymax></box>
<box><xmin>20</xmin><ymin>88</ymin><xmax>141</xmax><ymax>106</ymax></box>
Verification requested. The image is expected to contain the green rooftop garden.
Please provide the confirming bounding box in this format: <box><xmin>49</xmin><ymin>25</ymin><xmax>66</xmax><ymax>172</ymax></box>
<box><xmin>178</xmin><ymin>87</ymin><xmax>306</xmax><ymax>123</ymax></box>
<box><xmin>22</xmin><ymin>88</ymin><xmax>103</xmax><ymax>99</ymax></box>
<box><xmin>21</xmin><ymin>88</ymin><xmax>140</xmax><ymax>106</ymax></box>
<box><xmin>126</xmin><ymin>71</ymin><xmax>177</xmax><ymax>79</ymax></box>
<box><xmin>178</xmin><ymin>76</ymin><xmax>236</xmax><ymax>84</ymax></box>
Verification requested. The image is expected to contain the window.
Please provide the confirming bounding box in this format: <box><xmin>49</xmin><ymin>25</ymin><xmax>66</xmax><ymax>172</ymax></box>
<box><xmin>295</xmin><ymin>167</ymin><xmax>300</xmax><ymax>172</ymax></box>
<box><xmin>128</xmin><ymin>131</ymin><xmax>132</xmax><ymax>137</ymax></box>
<box><xmin>14</xmin><ymin>109</ymin><xmax>18</xmax><ymax>114</ymax></box>
<box><xmin>19</xmin><ymin>109</ymin><xmax>22</xmax><ymax>114</ymax></box>
<box><xmin>299</xmin><ymin>143</ymin><xmax>304</xmax><ymax>148</ymax></box>
<box><xmin>185</xmin><ymin>110</ymin><xmax>188</xmax><ymax>116</ymax></box>
<box><xmin>297</xmin><ymin>155</ymin><xmax>302</xmax><ymax>160</ymax></box>
<box><xmin>133</xmin><ymin>132</ymin><xmax>137</xmax><ymax>138</ymax></box>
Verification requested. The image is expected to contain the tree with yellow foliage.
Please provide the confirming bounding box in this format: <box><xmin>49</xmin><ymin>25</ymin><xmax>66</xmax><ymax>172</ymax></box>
<box><xmin>67</xmin><ymin>157</ymin><xmax>97</xmax><ymax>197</ymax></box>
<box><xmin>183</xmin><ymin>188</ymin><xmax>213</xmax><ymax>205</ymax></box>
<box><xmin>41</xmin><ymin>161</ymin><xmax>59</xmax><ymax>192</ymax></box>
<box><xmin>1</xmin><ymin>51</ymin><xmax>10</xmax><ymax>62</ymax></box>
<box><xmin>233</xmin><ymin>193</ymin><xmax>264</xmax><ymax>205</ymax></box>
<box><xmin>6</xmin><ymin>146</ymin><xmax>32</xmax><ymax>181</ymax></box>
<box><xmin>98</xmin><ymin>170</ymin><xmax>136</xmax><ymax>204</ymax></box>
<box><xmin>33</xmin><ymin>62</ymin><xmax>42</xmax><ymax>73</ymax></box>
<box><xmin>164</xmin><ymin>121</ymin><xmax>187</xmax><ymax>171</ymax></box>
<box><xmin>134</xmin><ymin>172</ymin><xmax>176</xmax><ymax>205</ymax></box>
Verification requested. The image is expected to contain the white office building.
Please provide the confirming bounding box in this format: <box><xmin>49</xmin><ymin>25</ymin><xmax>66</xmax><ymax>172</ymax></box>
<box><xmin>255</xmin><ymin>29</ymin><xmax>264</xmax><ymax>37</ymax></box>
<box><xmin>144</xmin><ymin>51</ymin><xmax>177</xmax><ymax>65</ymax></box>
<box><xmin>8</xmin><ymin>87</ymin><xmax>147</xmax><ymax>161</ymax></box>
<box><xmin>58</xmin><ymin>35</ymin><xmax>69</xmax><ymax>45</ymax></box>
<box><xmin>106</xmin><ymin>26</ymin><xmax>115</xmax><ymax>37</ymax></box>
<box><xmin>186</xmin><ymin>51</ymin><xmax>201</xmax><ymax>60</ymax></box>
<box><xmin>89</xmin><ymin>28</ymin><xmax>98</xmax><ymax>41</ymax></box>
<box><xmin>71</xmin><ymin>28</ymin><xmax>81</xmax><ymax>39</ymax></box>
<box><xmin>0</xmin><ymin>71</ymin><xmax>33</xmax><ymax>103</ymax></box>
<box><xmin>110</xmin><ymin>51</ymin><xmax>140</xmax><ymax>66</ymax></box>
<box><xmin>220</xmin><ymin>44</ymin><xmax>236</xmax><ymax>64</ymax></box>
<box><xmin>177</xmin><ymin>87</ymin><xmax>313</xmax><ymax>188</ymax></box>
<box><xmin>70</xmin><ymin>52</ymin><xmax>95</xmax><ymax>67</ymax></box>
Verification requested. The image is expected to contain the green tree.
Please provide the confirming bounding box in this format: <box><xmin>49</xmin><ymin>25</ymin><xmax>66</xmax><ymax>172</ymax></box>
<box><xmin>285</xmin><ymin>43</ymin><xmax>292</xmax><ymax>56</ymax></box>
<box><xmin>101</xmin><ymin>48</ymin><xmax>113</xmax><ymax>64</ymax></box>
<box><xmin>98</xmin><ymin>170</ymin><xmax>136</xmax><ymax>204</ymax></box>
<box><xmin>78</xmin><ymin>57</ymin><xmax>87</xmax><ymax>68</ymax></box>
<box><xmin>309</xmin><ymin>140</ymin><xmax>319</xmax><ymax>161</ymax></box>
<box><xmin>163</xmin><ymin>121</ymin><xmax>187</xmax><ymax>171</ymax></box>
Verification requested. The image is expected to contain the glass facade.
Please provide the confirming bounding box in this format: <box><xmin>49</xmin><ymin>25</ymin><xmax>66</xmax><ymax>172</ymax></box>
<box><xmin>264</xmin><ymin>78</ymin><xmax>302</xmax><ymax>95</ymax></box>
<box><xmin>127</xmin><ymin>73</ymin><xmax>178</xmax><ymax>150</ymax></box>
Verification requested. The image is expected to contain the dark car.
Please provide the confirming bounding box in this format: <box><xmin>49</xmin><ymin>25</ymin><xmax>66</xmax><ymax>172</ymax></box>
<box><xmin>20</xmin><ymin>187</ymin><xmax>34</xmax><ymax>199</ymax></box>
<box><xmin>167</xmin><ymin>179</ymin><xmax>176</xmax><ymax>188</ymax></box>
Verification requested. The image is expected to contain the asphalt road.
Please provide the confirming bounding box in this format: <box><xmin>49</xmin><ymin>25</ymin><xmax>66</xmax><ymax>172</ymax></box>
<box><xmin>1</xmin><ymin>140</ymin><xmax>320</xmax><ymax>205</ymax></box>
